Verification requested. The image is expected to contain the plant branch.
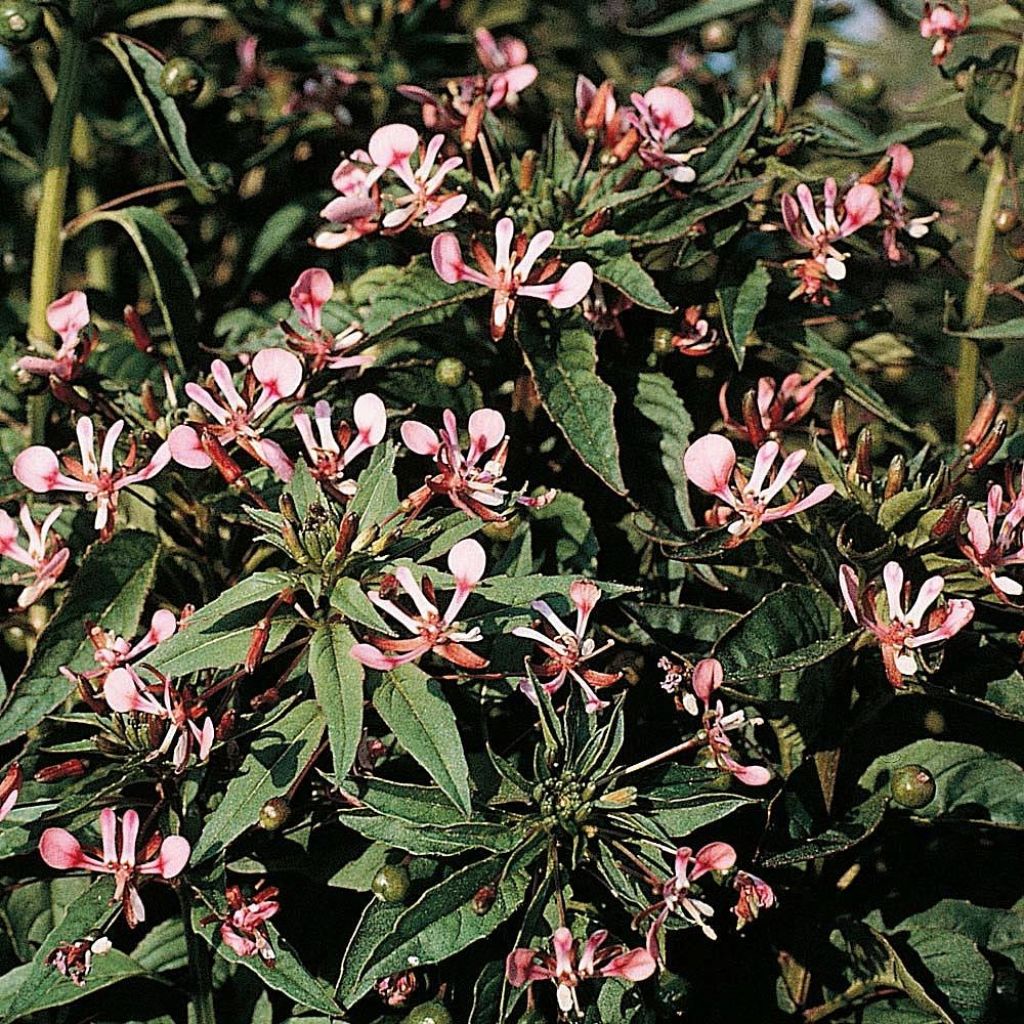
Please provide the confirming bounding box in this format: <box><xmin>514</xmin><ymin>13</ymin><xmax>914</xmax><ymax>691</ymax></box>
<box><xmin>774</xmin><ymin>0</ymin><xmax>816</xmax><ymax>133</ymax></box>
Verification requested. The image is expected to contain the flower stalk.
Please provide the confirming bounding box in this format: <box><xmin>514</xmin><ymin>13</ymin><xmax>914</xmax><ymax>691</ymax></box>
<box><xmin>774</xmin><ymin>0</ymin><xmax>816</xmax><ymax>132</ymax></box>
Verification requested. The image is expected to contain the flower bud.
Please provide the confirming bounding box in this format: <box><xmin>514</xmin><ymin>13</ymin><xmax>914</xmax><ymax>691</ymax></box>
<box><xmin>215</xmin><ymin>709</ymin><xmax>236</xmax><ymax>741</ymax></box>
<box><xmin>518</xmin><ymin>150</ymin><xmax>537</xmax><ymax>191</ymax></box>
<box><xmin>124</xmin><ymin>306</ymin><xmax>154</xmax><ymax>354</ymax></box>
<box><xmin>609</xmin><ymin>126</ymin><xmax>641</xmax><ymax>164</ymax></box>
<box><xmin>460</xmin><ymin>97</ymin><xmax>485</xmax><ymax>151</ymax></box>
<box><xmin>258</xmin><ymin>797</ymin><xmax>290</xmax><ymax>830</ymax></box>
<box><xmin>581</xmin><ymin>207</ymin><xmax>611</xmax><ymax>237</ymax></box>
<box><xmin>352</xmin><ymin>524</ymin><xmax>380</xmax><ymax>552</ymax></box>
<box><xmin>34</xmin><ymin>759</ymin><xmax>87</xmax><ymax>783</ymax></box>
<box><xmin>962</xmin><ymin>390</ymin><xmax>998</xmax><ymax>452</ymax></box>
<box><xmin>49</xmin><ymin>380</ymin><xmax>91</xmax><ymax>414</ymax></box>
<box><xmin>853</xmin><ymin>426</ymin><xmax>873</xmax><ymax>482</ymax></box>
<box><xmin>967</xmin><ymin>418</ymin><xmax>1007</xmax><ymax>471</ymax></box>
<box><xmin>245</xmin><ymin>621</ymin><xmax>270</xmax><ymax>674</ymax></box>
<box><xmin>890</xmin><ymin>764</ymin><xmax>936</xmax><ymax>808</ymax></box>
<box><xmin>741</xmin><ymin>389</ymin><xmax>768</xmax><ymax>446</ymax></box>
<box><xmin>831</xmin><ymin>398</ymin><xmax>850</xmax><ymax>458</ymax></box>
<box><xmin>200</xmin><ymin>430</ymin><xmax>244</xmax><ymax>485</ymax></box>
<box><xmin>372</xmin><ymin>864</ymin><xmax>411</xmax><ymax>903</ymax></box>
<box><xmin>140</xmin><ymin>381</ymin><xmax>161</xmax><ymax>423</ymax></box>
<box><xmin>929</xmin><ymin>494</ymin><xmax>968</xmax><ymax>541</ymax></box>
<box><xmin>883</xmin><ymin>454</ymin><xmax>906</xmax><ymax>500</ymax></box>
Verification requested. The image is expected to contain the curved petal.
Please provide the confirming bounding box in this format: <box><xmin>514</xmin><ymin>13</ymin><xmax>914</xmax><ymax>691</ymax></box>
<box><xmin>683</xmin><ymin>434</ymin><xmax>737</xmax><ymax>501</ymax></box>
<box><xmin>643</xmin><ymin>85</ymin><xmax>694</xmax><ymax>136</ymax></box>
<box><xmin>46</xmin><ymin>290</ymin><xmax>90</xmax><ymax>346</ymax></box>
<box><xmin>600</xmin><ymin>947</ymin><xmax>657</xmax><ymax>982</ymax></box>
<box><xmin>252</xmin><ymin>348</ymin><xmax>303</xmax><ymax>401</ymax></box>
<box><xmin>838</xmin><ymin>564</ymin><xmax>861</xmax><ymax>621</ymax></box>
<box><xmin>400</xmin><ymin>420</ymin><xmax>441</xmax><ymax>456</ymax></box>
<box><xmin>691</xmin><ymin>841</ymin><xmax>737</xmax><ymax>878</ymax></box>
<box><xmin>692</xmin><ymin>657</ymin><xmax>723</xmax><ymax>704</ymax></box>
<box><xmin>104</xmin><ymin>667</ymin><xmax>163</xmax><ymax>715</ymax></box>
<box><xmin>14</xmin><ymin>447</ymin><xmax>81</xmax><ymax>493</ymax></box>
<box><xmin>167</xmin><ymin>425</ymin><xmax>212</xmax><ymax>470</ymax></box>
<box><xmin>467</xmin><ymin>408</ymin><xmax>505</xmax><ymax>458</ymax></box>
<box><xmin>289</xmin><ymin>268</ymin><xmax>334</xmax><ymax>332</ymax></box>
<box><xmin>140</xmin><ymin>835</ymin><xmax>190</xmax><ymax>878</ymax></box>
<box><xmin>39</xmin><ymin>828</ymin><xmax>102</xmax><ymax>871</ymax></box>
<box><xmin>882</xmin><ymin>561</ymin><xmax>906</xmax><ymax>622</ymax></box>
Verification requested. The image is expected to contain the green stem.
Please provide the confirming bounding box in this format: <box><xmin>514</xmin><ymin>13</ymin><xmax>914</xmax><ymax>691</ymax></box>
<box><xmin>775</xmin><ymin>0</ymin><xmax>816</xmax><ymax>133</ymax></box>
<box><xmin>180</xmin><ymin>887</ymin><xmax>217</xmax><ymax>1024</ymax></box>
<box><xmin>27</xmin><ymin>1</ymin><xmax>92</xmax><ymax>346</ymax></box>
<box><xmin>956</xmin><ymin>41</ymin><xmax>1024</xmax><ymax>438</ymax></box>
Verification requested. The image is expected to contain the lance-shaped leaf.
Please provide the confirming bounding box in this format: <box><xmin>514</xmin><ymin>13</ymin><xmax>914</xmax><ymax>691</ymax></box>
<box><xmin>716</xmin><ymin>262</ymin><xmax>771</xmax><ymax>368</ymax></box>
<box><xmin>309</xmin><ymin>622</ymin><xmax>364</xmax><ymax>780</ymax></box>
<box><xmin>517</xmin><ymin>312</ymin><xmax>626</xmax><ymax>495</ymax></box>
<box><xmin>0</xmin><ymin>530</ymin><xmax>159</xmax><ymax>745</ymax></box>
<box><xmin>623</xmin><ymin>0</ymin><xmax>766</xmax><ymax>34</ymax></box>
<box><xmin>348</xmin><ymin>441</ymin><xmax>400</xmax><ymax>527</ymax></box>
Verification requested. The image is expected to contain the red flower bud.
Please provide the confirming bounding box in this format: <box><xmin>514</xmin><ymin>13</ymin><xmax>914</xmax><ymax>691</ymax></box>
<box><xmin>124</xmin><ymin>306</ymin><xmax>154</xmax><ymax>354</ymax></box>
<box><xmin>831</xmin><ymin>399</ymin><xmax>850</xmax><ymax>458</ymax></box>
<box><xmin>34</xmin><ymin>759</ymin><xmax>87</xmax><ymax>783</ymax></box>
<box><xmin>962</xmin><ymin>391</ymin><xmax>999</xmax><ymax>452</ymax></box>
<box><xmin>930</xmin><ymin>495</ymin><xmax>968</xmax><ymax>540</ymax></box>
<box><xmin>967</xmin><ymin>418</ymin><xmax>1007</xmax><ymax>471</ymax></box>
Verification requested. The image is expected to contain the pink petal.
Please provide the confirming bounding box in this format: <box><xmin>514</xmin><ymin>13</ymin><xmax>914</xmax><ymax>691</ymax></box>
<box><xmin>353</xmin><ymin>393</ymin><xmax>388</xmax><ymax>446</ymax></box>
<box><xmin>400</xmin><ymin>420</ymin><xmax>441</xmax><ymax>456</ymax></box>
<box><xmin>497</xmin><ymin>64</ymin><xmax>538</xmax><ymax>98</ymax></box>
<box><xmin>692</xmin><ymin>841</ymin><xmax>737</xmax><ymax>878</ymax></box>
<box><xmin>506</xmin><ymin>948</ymin><xmax>550</xmax><ymax>986</ymax></box>
<box><xmin>887</xmin><ymin>143</ymin><xmax>913</xmax><ymax>195</ymax></box>
<box><xmin>731</xmin><ymin>763</ymin><xmax>773</xmax><ymax>786</ymax></box>
<box><xmin>289</xmin><ymin>269</ymin><xmax>334</xmax><ymax>332</ymax></box>
<box><xmin>533</xmin><ymin>262</ymin><xmax>594</xmax><ymax>309</ymax></box>
<box><xmin>167</xmin><ymin>425</ymin><xmax>212</xmax><ymax>470</ymax></box>
<box><xmin>368</xmin><ymin>123</ymin><xmax>420</xmax><ymax>170</ymax></box>
<box><xmin>838</xmin><ymin>564</ymin><xmax>861</xmax><ymax>621</ymax></box>
<box><xmin>683</xmin><ymin>434</ymin><xmax>737</xmax><ymax>499</ymax></box>
<box><xmin>39</xmin><ymin>828</ymin><xmax>93</xmax><ymax>871</ymax></box>
<box><xmin>600</xmin><ymin>947</ymin><xmax>657</xmax><ymax>982</ymax></box>
<box><xmin>46</xmin><ymin>291</ymin><xmax>89</xmax><ymax>346</ymax></box>
<box><xmin>13</xmin><ymin>447</ymin><xmax>64</xmax><ymax>493</ymax></box>
<box><xmin>448</xmin><ymin>537</ymin><xmax>486</xmax><ymax>587</ymax></box>
<box><xmin>104</xmin><ymin>668</ymin><xmax>161</xmax><ymax>714</ymax></box>
<box><xmin>643</xmin><ymin>85</ymin><xmax>694</xmax><ymax>135</ymax></box>
<box><xmin>422</xmin><ymin>193</ymin><xmax>468</xmax><ymax>227</ymax></box>
<box><xmin>252</xmin><ymin>348</ymin><xmax>303</xmax><ymax>399</ymax></box>
<box><xmin>222</xmin><ymin>924</ymin><xmax>257</xmax><ymax>957</ymax></box>
<box><xmin>467</xmin><ymin>408</ymin><xmax>505</xmax><ymax>455</ymax></box>
<box><xmin>142</xmin><ymin>835</ymin><xmax>190</xmax><ymax>878</ymax></box>
<box><xmin>432</xmin><ymin>233</ymin><xmax>473</xmax><ymax>284</ymax></box>
<box><xmin>692</xmin><ymin>657</ymin><xmax>723</xmax><ymax>704</ymax></box>
<box><xmin>839</xmin><ymin>183</ymin><xmax>882</xmax><ymax>236</ymax></box>
<box><xmin>349</xmin><ymin>642</ymin><xmax>412</xmax><ymax>670</ymax></box>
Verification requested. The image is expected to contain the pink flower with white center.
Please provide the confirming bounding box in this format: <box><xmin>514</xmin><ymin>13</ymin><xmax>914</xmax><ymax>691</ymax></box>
<box><xmin>0</xmin><ymin>505</ymin><xmax>70</xmax><ymax>608</ymax></box>
<box><xmin>513</xmin><ymin>580</ymin><xmax>621</xmax><ymax>713</ymax></box>
<box><xmin>683</xmin><ymin>658</ymin><xmax>771</xmax><ymax>786</ymax></box>
<box><xmin>474</xmin><ymin>28</ymin><xmax>537</xmax><ymax>109</ymax></box>
<box><xmin>683</xmin><ymin>434</ymin><xmax>835</xmax><ymax>544</ymax></box>
<box><xmin>293</xmin><ymin>394</ymin><xmax>387</xmax><ymax>495</ymax></box>
<box><xmin>401</xmin><ymin>408</ymin><xmax>511</xmax><ymax>520</ymax></box>
<box><xmin>881</xmin><ymin>144</ymin><xmax>938</xmax><ymax>263</ymax></box>
<box><xmin>207</xmin><ymin>885</ymin><xmax>280</xmax><ymax>963</ymax></box>
<box><xmin>169</xmin><ymin>349</ymin><xmax>303</xmax><ymax>481</ymax></box>
<box><xmin>958</xmin><ymin>483</ymin><xmax>1024</xmax><ymax>602</ymax></box>
<box><xmin>669</xmin><ymin>305</ymin><xmax>719</xmax><ymax>356</ymax></box>
<box><xmin>719</xmin><ymin>369</ymin><xmax>832</xmax><ymax>445</ymax></box>
<box><xmin>18</xmin><ymin>291</ymin><xmax>94</xmax><ymax>382</ymax></box>
<box><xmin>920</xmin><ymin>1</ymin><xmax>969</xmax><ymax>64</ymax></box>
<box><xmin>506</xmin><ymin>926</ymin><xmax>655</xmax><ymax>1016</ymax></box>
<box><xmin>14</xmin><ymin>417</ymin><xmax>170</xmax><ymax>540</ymax></box>
<box><xmin>364</xmin><ymin>124</ymin><xmax>467</xmax><ymax>231</ymax></box>
<box><xmin>641</xmin><ymin>843</ymin><xmax>738</xmax><ymax>958</ymax></box>
<box><xmin>283</xmin><ymin>269</ymin><xmax>371</xmax><ymax>374</ymax></box>
<box><xmin>839</xmin><ymin>561</ymin><xmax>975</xmax><ymax>688</ymax></box>
<box><xmin>732</xmin><ymin>870</ymin><xmax>776</xmax><ymax>930</ymax></box>
<box><xmin>104</xmin><ymin>667</ymin><xmax>214</xmax><ymax>772</ymax></box>
<box><xmin>625</xmin><ymin>86</ymin><xmax>701</xmax><ymax>183</ymax></box>
<box><xmin>781</xmin><ymin>178</ymin><xmax>881</xmax><ymax>303</ymax></box>
<box><xmin>349</xmin><ymin>538</ymin><xmax>489</xmax><ymax>671</ymax></box>
<box><xmin>314</xmin><ymin>152</ymin><xmax>382</xmax><ymax>250</ymax></box>
<box><xmin>431</xmin><ymin>218</ymin><xmax>594</xmax><ymax>341</ymax></box>
<box><xmin>39</xmin><ymin>808</ymin><xmax>190</xmax><ymax>928</ymax></box>
<box><xmin>0</xmin><ymin>763</ymin><xmax>21</xmax><ymax>822</ymax></box>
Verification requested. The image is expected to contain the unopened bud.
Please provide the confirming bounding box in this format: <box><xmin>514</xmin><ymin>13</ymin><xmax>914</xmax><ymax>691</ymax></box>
<box><xmin>34</xmin><ymin>759</ymin><xmax>87</xmax><ymax>783</ymax></box>
<box><xmin>860</xmin><ymin>154</ymin><xmax>891</xmax><ymax>187</ymax></box>
<box><xmin>854</xmin><ymin>427</ymin><xmax>873</xmax><ymax>482</ymax></box>
<box><xmin>200</xmin><ymin>430</ymin><xmax>243</xmax><ymax>485</ymax></box>
<box><xmin>883</xmin><ymin>454</ymin><xmax>906</xmax><ymax>499</ymax></box>
<box><xmin>581</xmin><ymin>207</ymin><xmax>611</xmax><ymax>236</ymax></box>
<box><xmin>519</xmin><ymin>150</ymin><xmax>537</xmax><ymax>191</ymax></box>
<box><xmin>0</xmin><ymin>762</ymin><xmax>21</xmax><ymax>802</ymax></box>
<box><xmin>595</xmin><ymin>785</ymin><xmax>637</xmax><ymax>809</ymax></box>
<box><xmin>930</xmin><ymin>495</ymin><xmax>968</xmax><ymax>541</ymax></box>
<box><xmin>124</xmin><ymin>306</ymin><xmax>154</xmax><ymax>353</ymax></box>
<box><xmin>584</xmin><ymin>79</ymin><xmax>616</xmax><ymax>135</ymax></box>
<box><xmin>609</xmin><ymin>126</ymin><xmax>641</xmax><ymax>164</ymax></box>
<box><xmin>215</xmin><ymin>709</ymin><xmax>236</xmax><ymax>741</ymax></box>
<box><xmin>281</xmin><ymin>519</ymin><xmax>306</xmax><ymax>561</ymax></box>
<box><xmin>141</xmin><ymin>381</ymin><xmax>160</xmax><ymax>423</ymax></box>
<box><xmin>967</xmin><ymin>419</ymin><xmax>1007</xmax><ymax>471</ymax></box>
<box><xmin>471</xmin><ymin>883</ymin><xmax>497</xmax><ymax>915</ymax></box>
<box><xmin>741</xmin><ymin>389</ymin><xmax>768</xmax><ymax>446</ymax></box>
<box><xmin>250</xmin><ymin>686</ymin><xmax>280</xmax><ymax>711</ymax></box>
<box><xmin>962</xmin><ymin>391</ymin><xmax>999</xmax><ymax>452</ymax></box>
<box><xmin>334</xmin><ymin>513</ymin><xmax>357</xmax><ymax>560</ymax></box>
<box><xmin>245</xmin><ymin>621</ymin><xmax>270</xmax><ymax>674</ymax></box>
<box><xmin>461</xmin><ymin>97</ymin><xmax>485</xmax><ymax>151</ymax></box>
<box><xmin>832</xmin><ymin>399</ymin><xmax>850</xmax><ymax>458</ymax></box>
<box><xmin>352</xmin><ymin>524</ymin><xmax>380</xmax><ymax>552</ymax></box>
<box><xmin>49</xmin><ymin>379</ymin><xmax>91</xmax><ymax>413</ymax></box>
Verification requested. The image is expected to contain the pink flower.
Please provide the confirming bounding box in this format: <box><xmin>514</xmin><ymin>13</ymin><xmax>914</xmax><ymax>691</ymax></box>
<box><xmin>781</xmin><ymin>178</ymin><xmax>881</xmax><ymax>303</ymax></box>
<box><xmin>732</xmin><ymin>870</ymin><xmax>776</xmax><ymax>930</ymax></box>
<box><xmin>432</xmin><ymin>218</ymin><xmax>593</xmax><ymax>340</ymax></box>
<box><xmin>170</xmin><ymin>349</ymin><xmax>303</xmax><ymax>481</ymax></box>
<box><xmin>625</xmin><ymin>86</ymin><xmax>700</xmax><ymax>183</ymax></box>
<box><xmin>474</xmin><ymin>28</ymin><xmax>537</xmax><ymax>108</ymax></box>
<box><xmin>719</xmin><ymin>369</ymin><xmax>832</xmax><ymax>445</ymax></box>
<box><xmin>958</xmin><ymin>483</ymin><xmax>1024</xmax><ymax>601</ymax></box>
<box><xmin>400</xmin><ymin>408</ymin><xmax>510</xmax><ymax>520</ymax></box>
<box><xmin>104</xmin><ymin>667</ymin><xmax>214</xmax><ymax>771</ymax></box>
<box><xmin>39</xmin><ymin>808</ymin><xmax>190</xmax><ymax>927</ymax></box>
<box><xmin>0</xmin><ymin>505</ymin><xmax>70</xmax><ymax>608</ymax></box>
<box><xmin>880</xmin><ymin>144</ymin><xmax>938</xmax><ymax>263</ymax></box>
<box><xmin>920</xmin><ymin>1</ymin><xmax>969</xmax><ymax>64</ymax></box>
<box><xmin>669</xmin><ymin>305</ymin><xmax>719</xmax><ymax>356</ymax></box>
<box><xmin>513</xmin><ymin>580</ymin><xmax>621</xmax><ymax>713</ymax></box>
<box><xmin>314</xmin><ymin>153</ymin><xmax>381</xmax><ymax>250</ymax></box>
<box><xmin>0</xmin><ymin>763</ymin><xmax>21</xmax><ymax>822</ymax></box>
<box><xmin>290</xmin><ymin>268</ymin><xmax>334</xmax><ymax>333</ymax></box>
<box><xmin>683</xmin><ymin>434</ymin><xmax>834</xmax><ymax>544</ymax></box>
<box><xmin>364</xmin><ymin>124</ymin><xmax>467</xmax><ymax>231</ymax></box>
<box><xmin>642</xmin><ymin>842</ymin><xmax>737</xmax><ymax>958</ymax></box>
<box><xmin>14</xmin><ymin>418</ymin><xmax>170</xmax><ymax>539</ymax></box>
<box><xmin>293</xmin><ymin>394</ymin><xmax>387</xmax><ymax>494</ymax></box>
<box><xmin>839</xmin><ymin>561</ymin><xmax>975</xmax><ymax>688</ymax></box>
<box><xmin>217</xmin><ymin>885</ymin><xmax>280</xmax><ymax>962</ymax></box>
<box><xmin>575</xmin><ymin>76</ymin><xmax>628</xmax><ymax>149</ymax></box>
<box><xmin>349</xmin><ymin>538</ymin><xmax>489</xmax><ymax>670</ymax></box>
<box><xmin>283</xmin><ymin>270</ymin><xmax>371</xmax><ymax>374</ymax></box>
<box><xmin>18</xmin><ymin>291</ymin><xmax>94</xmax><ymax>382</ymax></box>
<box><xmin>45</xmin><ymin>936</ymin><xmax>113</xmax><ymax>987</ymax></box>
<box><xmin>506</xmin><ymin>926</ymin><xmax>655</xmax><ymax>1016</ymax></box>
<box><xmin>683</xmin><ymin>658</ymin><xmax>771</xmax><ymax>786</ymax></box>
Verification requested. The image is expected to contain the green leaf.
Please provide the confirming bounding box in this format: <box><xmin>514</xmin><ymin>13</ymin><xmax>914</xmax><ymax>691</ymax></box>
<box><xmin>860</xmin><ymin>740</ymin><xmax>1024</xmax><ymax>829</ymax></box>
<box><xmin>309</xmin><ymin>622</ymin><xmax>364</xmax><ymax>779</ymax></box>
<box><xmin>73</xmin><ymin>207</ymin><xmax>200</xmax><ymax>373</ymax></box>
<box><xmin>517</xmin><ymin>312</ymin><xmax>626</xmax><ymax>495</ymax></box>
<box><xmin>590</xmin><ymin>250</ymin><xmax>673</xmax><ymax>312</ymax></box>
<box><xmin>329</xmin><ymin>577</ymin><xmax>393</xmax><ymax>632</ymax></box>
<box><xmin>716</xmin><ymin>263</ymin><xmax>770</xmax><ymax>368</ymax></box>
<box><xmin>623</xmin><ymin>0</ymin><xmax>765</xmax><ymax>34</ymax></box>
<box><xmin>0</xmin><ymin>530</ymin><xmax>159</xmax><ymax>744</ymax></box>
<box><xmin>130</xmin><ymin>918</ymin><xmax>188</xmax><ymax>973</ymax></box>
<box><xmin>349</xmin><ymin>441</ymin><xmax>400</xmax><ymax>527</ymax></box>
<box><xmin>963</xmin><ymin>317</ymin><xmax>1024</xmax><ymax>340</ymax></box>
<box><xmin>372</xmin><ymin>662</ymin><xmax>472</xmax><ymax>815</ymax></box>
<box><xmin>361</xmin><ymin>256</ymin><xmax>487</xmax><ymax>341</ymax></box>
<box><xmin>192</xmin><ymin>700</ymin><xmax>325</xmax><ymax>862</ymax></box>
<box><xmin>693</xmin><ymin>92</ymin><xmax>767</xmax><ymax>185</ymax></box>
<box><xmin>246</xmin><ymin>201</ymin><xmax>313</xmax><ymax>279</ymax></box>
<box><xmin>340</xmin><ymin>813</ymin><xmax>524</xmax><ymax>855</ymax></box>
<box><xmin>713</xmin><ymin>584</ymin><xmax>854</xmax><ymax>692</ymax></box>
<box><xmin>643</xmin><ymin>793</ymin><xmax>756</xmax><ymax>838</ymax></box>
<box><xmin>623</xmin><ymin>601</ymin><xmax>739</xmax><ymax>650</ymax></box>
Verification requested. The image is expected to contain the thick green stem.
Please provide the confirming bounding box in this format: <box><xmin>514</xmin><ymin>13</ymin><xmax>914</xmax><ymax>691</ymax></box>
<box><xmin>27</xmin><ymin>2</ymin><xmax>92</xmax><ymax>346</ymax></box>
<box><xmin>180</xmin><ymin>888</ymin><xmax>217</xmax><ymax>1024</ymax></box>
<box><xmin>956</xmin><ymin>42</ymin><xmax>1024</xmax><ymax>437</ymax></box>
<box><xmin>775</xmin><ymin>0</ymin><xmax>815</xmax><ymax>132</ymax></box>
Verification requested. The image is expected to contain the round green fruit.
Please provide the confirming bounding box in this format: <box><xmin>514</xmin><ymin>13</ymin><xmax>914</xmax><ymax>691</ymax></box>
<box><xmin>434</xmin><ymin>357</ymin><xmax>466</xmax><ymax>388</ymax></box>
<box><xmin>890</xmin><ymin>764</ymin><xmax>936</xmax><ymax>809</ymax></box>
<box><xmin>371</xmin><ymin>863</ymin><xmax>410</xmax><ymax>903</ymax></box>
<box><xmin>258</xmin><ymin>796</ymin><xmax>291</xmax><ymax>830</ymax></box>
<box><xmin>160</xmin><ymin>57</ymin><xmax>206</xmax><ymax>103</ymax></box>
<box><xmin>1</xmin><ymin>2</ymin><xmax>44</xmax><ymax>45</ymax></box>
<box><xmin>403</xmin><ymin>1000</ymin><xmax>452</xmax><ymax>1024</ymax></box>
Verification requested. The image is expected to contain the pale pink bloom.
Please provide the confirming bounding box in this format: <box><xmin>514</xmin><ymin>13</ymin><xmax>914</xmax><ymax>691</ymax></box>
<box><xmin>575</xmin><ymin>75</ymin><xmax>628</xmax><ymax>149</ymax></box>
<box><xmin>314</xmin><ymin>151</ymin><xmax>381</xmax><ymax>250</ymax></box>
<box><xmin>920</xmin><ymin>1</ymin><xmax>969</xmax><ymax>64</ymax></box>
<box><xmin>290</xmin><ymin>268</ymin><xmax>334</xmax><ymax>333</ymax></box>
<box><xmin>506</xmin><ymin>926</ymin><xmax>655</xmax><ymax>1016</ymax></box>
<box><xmin>670</xmin><ymin>305</ymin><xmax>719</xmax><ymax>356</ymax></box>
<box><xmin>14</xmin><ymin>417</ymin><xmax>170</xmax><ymax>539</ymax></box>
<box><xmin>350</xmin><ymin>538</ymin><xmax>489</xmax><ymax>671</ymax></box>
<box><xmin>683</xmin><ymin>434</ymin><xmax>834</xmax><ymax>543</ymax></box>
<box><xmin>781</xmin><ymin>178</ymin><xmax>881</xmax><ymax>303</ymax></box>
<box><xmin>839</xmin><ymin>561</ymin><xmax>975</xmax><ymax>688</ymax></box>
<box><xmin>0</xmin><ymin>763</ymin><xmax>21</xmax><ymax>822</ymax></box>
<box><xmin>732</xmin><ymin>871</ymin><xmax>776</xmax><ymax>930</ymax></box>
<box><xmin>70</xmin><ymin>609</ymin><xmax>179</xmax><ymax>689</ymax></box>
<box><xmin>513</xmin><ymin>580</ymin><xmax>621</xmax><ymax>713</ymax></box>
<box><xmin>719</xmin><ymin>369</ymin><xmax>832</xmax><ymax>445</ymax></box>
<box><xmin>293</xmin><ymin>394</ymin><xmax>387</xmax><ymax>494</ymax></box>
<box><xmin>170</xmin><ymin>349</ymin><xmax>302</xmax><ymax>481</ymax></box>
<box><xmin>959</xmin><ymin>483</ymin><xmax>1024</xmax><ymax>601</ymax></box>
<box><xmin>881</xmin><ymin>144</ymin><xmax>938</xmax><ymax>263</ymax></box>
<box><xmin>104</xmin><ymin>667</ymin><xmax>214</xmax><ymax>772</ymax></box>
<box><xmin>0</xmin><ymin>505</ymin><xmax>70</xmax><ymax>608</ymax></box>
<box><xmin>643</xmin><ymin>843</ymin><xmax>738</xmax><ymax>957</ymax></box>
<box><xmin>18</xmin><ymin>291</ymin><xmax>93</xmax><ymax>381</ymax></box>
<box><xmin>364</xmin><ymin>124</ymin><xmax>467</xmax><ymax>230</ymax></box>
<box><xmin>432</xmin><ymin>218</ymin><xmax>594</xmax><ymax>341</ymax></box>
<box><xmin>283</xmin><ymin>269</ymin><xmax>371</xmax><ymax>374</ymax></box>
<box><xmin>625</xmin><ymin>85</ymin><xmax>701</xmax><ymax>183</ymax></box>
<box><xmin>395</xmin><ymin>82</ymin><xmax>478</xmax><ymax>134</ymax></box>
<box><xmin>474</xmin><ymin>28</ymin><xmax>537</xmax><ymax>108</ymax></box>
<box><xmin>39</xmin><ymin>808</ymin><xmax>190</xmax><ymax>927</ymax></box>
<box><xmin>683</xmin><ymin>658</ymin><xmax>771</xmax><ymax>786</ymax></box>
<box><xmin>401</xmin><ymin>408</ymin><xmax>511</xmax><ymax>520</ymax></box>
<box><xmin>215</xmin><ymin>884</ymin><xmax>280</xmax><ymax>962</ymax></box>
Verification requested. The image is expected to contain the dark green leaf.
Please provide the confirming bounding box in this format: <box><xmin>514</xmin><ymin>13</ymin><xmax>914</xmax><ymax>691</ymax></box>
<box><xmin>716</xmin><ymin>263</ymin><xmax>771</xmax><ymax>368</ymax></box>
<box><xmin>309</xmin><ymin>622</ymin><xmax>364</xmax><ymax>780</ymax></box>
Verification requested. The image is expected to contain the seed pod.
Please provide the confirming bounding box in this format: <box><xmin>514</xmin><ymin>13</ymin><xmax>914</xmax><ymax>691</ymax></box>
<box><xmin>831</xmin><ymin>398</ymin><xmax>850</xmax><ymax>458</ymax></box>
<box><xmin>434</xmin><ymin>357</ymin><xmax>466</xmax><ymax>388</ymax></box>
<box><xmin>929</xmin><ymin>495</ymin><xmax>968</xmax><ymax>541</ymax></box>
<box><xmin>159</xmin><ymin>57</ymin><xmax>206</xmax><ymax>103</ymax></box>
<box><xmin>200</xmin><ymin>430</ymin><xmax>244</xmax><ymax>485</ymax></box>
<box><xmin>995</xmin><ymin>207</ymin><xmax>1019</xmax><ymax>234</ymax></box>
<box><xmin>967</xmin><ymin>418</ymin><xmax>1007</xmax><ymax>471</ymax></box>
<box><xmin>215</xmin><ymin>709</ymin><xmax>236</xmax><ymax>741</ymax></box>
<box><xmin>883</xmin><ymin>454</ymin><xmax>906</xmax><ymax>499</ymax></box>
<box><xmin>962</xmin><ymin>390</ymin><xmax>998</xmax><ymax>451</ymax></box>
<box><xmin>245</xmin><ymin>620</ymin><xmax>270</xmax><ymax>674</ymax></box>
<box><xmin>471</xmin><ymin>882</ymin><xmax>497</xmax><ymax>915</ymax></box>
<box><xmin>372</xmin><ymin>864</ymin><xmax>411</xmax><ymax>903</ymax></box>
<box><xmin>34</xmin><ymin>759</ymin><xmax>87</xmax><ymax>783</ymax></box>
<box><xmin>140</xmin><ymin>382</ymin><xmax>161</xmax><ymax>423</ymax></box>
